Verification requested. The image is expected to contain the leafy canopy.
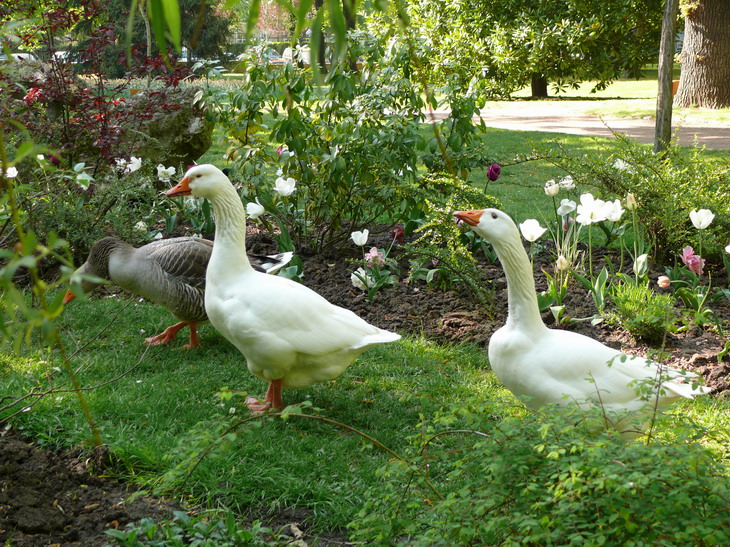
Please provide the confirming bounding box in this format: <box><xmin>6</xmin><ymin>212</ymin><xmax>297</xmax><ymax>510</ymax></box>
<box><xmin>402</xmin><ymin>0</ymin><xmax>664</xmax><ymax>96</ymax></box>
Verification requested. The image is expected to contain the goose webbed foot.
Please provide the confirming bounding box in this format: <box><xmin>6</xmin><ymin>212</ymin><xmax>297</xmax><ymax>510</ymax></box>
<box><xmin>246</xmin><ymin>379</ymin><xmax>284</xmax><ymax>414</ymax></box>
<box><xmin>145</xmin><ymin>321</ymin><xmax>195</xmax><ymax>347</ymax></box>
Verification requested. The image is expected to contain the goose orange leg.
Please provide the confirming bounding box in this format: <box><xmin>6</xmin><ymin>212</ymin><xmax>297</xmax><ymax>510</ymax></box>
<box><xmin>245</xmin><ymin>379</ymin><xmax>284</xmax><ymax>413</ymax></box>
<box><xmin>145</xmin><ymin>321</ymin><xmax>200</xmax><ymax>348</ymax></box>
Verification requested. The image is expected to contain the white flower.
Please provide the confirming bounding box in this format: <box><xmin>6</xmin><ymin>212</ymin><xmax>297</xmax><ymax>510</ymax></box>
<box><xmin>246</xmin><ymin>199</ymin><xmax>265</xmax><ymax>219</ymax></box>
<box><xmin>557</xmin><ymin>199</ymin><xmax>576</xmax><ymax>216</ymax></box>
<box><xmin>1</xmin><ymin>166</ymin><xmax>18</xmax><ymax>178</ymax></box>
<box><xmin>350</xmin><ymin>229</ymin><xmax>369</xmax><ymax>246</ymax></box>
<box><xmin>126</xmin><ymin>157</ymin><xmax>142</xmax><ymax>174</ymax></box>
<box><xmin>274</xmin><ymin>176</ymin><xmax>296</xmax><ymax>197</ymax></box>
<box><xmin>556</xmin><ymin>255</ymin><xmax>570</xmax><ymax>271</ymax></box>
<box><xmin>725</xmin><ymin>243</ymin><xmax>730</xmax><ymax>254</ymax></box>
<box><xmin>276</xmin><ymin>167</ymin><xmax>284</xmax><ymax>177</ymax></box>
<box><xmin>133</xmin><ymin>221</ymin><xmax>148</xmax><ymax>232</ymax></box>
<box><xmin>558</xmin><ymin>175</ymin><xmax>575</xmax><ymax>190</ymax></box>
<box><xmin>544</xmin><ymin>179</ymin><xmax>560</xmax><ymax>197</ymax></box>
<box><xmin>519</xmin><ymin>219</ymin><xmax>547</xmax><ymax>242</ymax></box>
<box><xmin>156</xmin><ymin>164</ymin><xmax>176</xmax><ymax>182</ymax></box>
<box><xmin>576</xmin><ymin>193</ymin><xmax>607</xmax><ymax>226</ymax></box>
<box><xmin>689</xmin><ymin>209</ymin><xmax>714</xmax><ymax>230</ymax></box>
<box><xmin>36</xmin><ymin>154</ymin><xmax>45</xmax><ymax>163</ymax></box>
<box><xmin>351</xmin><ymin>268</ymin><xmax>374</xmax><ymax>290</ymax></box>
<box><xmin>603</xmin><ymin>199</ymin><xmax>625</xmax><ymax>223</ymax></box>
<box><xmin>116</xmin><ymin>157</ymin><xmax>142</xmax><ymax>175</ymax></box>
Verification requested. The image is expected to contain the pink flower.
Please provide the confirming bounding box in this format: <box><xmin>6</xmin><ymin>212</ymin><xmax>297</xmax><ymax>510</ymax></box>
<box><xmin>681</xmin><ymin>246</ymin><xmax>705</xmax><ymax>276</ymax></box>
<box><xmin>657</xmin><ymin>275</ymin><xmax>671</xmax><ymax>289</ymax></box>
<box><xmin>364</xmin><ymin>247</ymin><xmax>385</xmax><ymax>266</ymax></box>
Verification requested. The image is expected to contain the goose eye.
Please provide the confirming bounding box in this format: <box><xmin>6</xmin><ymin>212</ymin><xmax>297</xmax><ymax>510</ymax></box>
<box><xmin>491</xmin><ymin>212</ymin><xmax>498</xmax><ymax>219</ymax></box>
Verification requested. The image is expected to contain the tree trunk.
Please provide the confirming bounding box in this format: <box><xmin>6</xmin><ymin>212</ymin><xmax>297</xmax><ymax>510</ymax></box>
<box><xmin>342</xmin><ymin>0</ymin><xmax>357</xmax><ymax>71</ymax></box>
<box><xmin>314</xmin><ymin>0</ymin><xmax>327</xmax><ymax>74</ymax></box>
<box><xmin>654</xmin><ymin>0</ymin><xmax>679</xmax><ymax>153</ymax></box>
<box><xmin>531</xmin><ymin>74</ymin><xmax>548</xmax><ymax>98</ymax></box>
<box><xmin>674</xmin><ymin>0</ymin><xmax>730</xmax><ymax>108</ymax></box>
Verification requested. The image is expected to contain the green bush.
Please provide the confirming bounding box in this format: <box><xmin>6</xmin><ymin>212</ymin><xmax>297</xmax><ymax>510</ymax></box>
<box><xmin>12</xmin><ymin>161</ymin><xmax>160</xmax><ymax>263</ymax></box>
<box><xmin>206</xmin><ymin>34</ymin><xmax>495</xmax><ymax>253</ymax></box>
<box><xmin>350</xmin><ymin>402</ymin><xmax>730</xmax><ymax>545</ymax></box>
<box><xmin>611</xmin><ymin>281</ymin><xmax>676</xmax><ymax>343</ymax></box>
<box><xmin>405</xmin><ymin>172</ymin><xmax>501</xmax><ymax>304</ymax></box>
<box><xmin>539</xmin><ymin>135</ymin><xmax>730</xmax><ymax>260</ymax></box>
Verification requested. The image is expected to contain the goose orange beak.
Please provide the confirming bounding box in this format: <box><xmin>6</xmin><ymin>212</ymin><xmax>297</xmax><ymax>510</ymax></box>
<box><xmin>454</xmin><ymin>210</ymin><xmax>484</xmax><ymax>226</ymax></box>
<box><xmin>62</xmin><ymin>290</ymin><xmax>77</xmax><ymax>305</ymax></box>
<box><xmin>167</xmin><ymin>177</ymin><xmax>192</xmax><ymax>197</ymax></box>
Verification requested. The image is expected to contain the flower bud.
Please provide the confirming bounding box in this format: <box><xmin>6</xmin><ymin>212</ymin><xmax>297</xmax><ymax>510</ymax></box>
<box><xmin>556</xmin><ymin>255</ymin><xmax>570</xmax><ymax>271</ymax></box>
<box><xmin>626</xmin><ymin>193</ymin><xmax>638</xmax><ymax>211</ymax></box>
<box><xmin>657</xmin><ymin>275</ymin><xmax>671</xmax><ymax>289</ymax></box>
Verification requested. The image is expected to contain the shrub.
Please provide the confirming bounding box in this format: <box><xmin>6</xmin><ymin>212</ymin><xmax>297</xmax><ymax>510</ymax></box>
<box><xmin>207</xmin><ymin>34</ymin><xmax>497</xmax><ymax>253</ymax></box>
<box><xmin>349</xmin><ymin>402</ymin><xmax>730</xmax><ymax>545</ymax></box>
<box><xmin>611</xmin><ymin>280</ymin><xmax>676</xmax><ymax>343</ymax></box>
<box><xmin>538</xmin><ymin>134</ymin><xmax>730</xmax><ymax>260</ymax></box>
<box><xmin>405</xmin><ymin>172</ymin><xmax>502</xmax><ymax>305</ymax></box>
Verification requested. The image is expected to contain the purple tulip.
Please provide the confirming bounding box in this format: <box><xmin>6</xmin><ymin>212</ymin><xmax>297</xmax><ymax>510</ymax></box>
<box><xmin>487</xmin><ymin>163</ymin><xmax>501</xmax><ymax>181</ymax></box>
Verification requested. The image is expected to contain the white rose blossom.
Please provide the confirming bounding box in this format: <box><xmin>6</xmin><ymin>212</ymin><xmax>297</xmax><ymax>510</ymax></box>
<box><xmin>518</xmin><ymin>219</ymin><xmax>547</xmax><ymax>242</ymax></box>
<box><xmin>689</xmin><ymin>209</ymin><xmax>714</xmax><ymax>230</ymax></box>
<box><xmin>350</xmin><ymin>229</ymin><xmax>369</xmax><ymax>246</ymax></box>
<box><xmin>274</xmin><ymin>176</ymin><xmax>297</xmax><ymax>197</ymax></box>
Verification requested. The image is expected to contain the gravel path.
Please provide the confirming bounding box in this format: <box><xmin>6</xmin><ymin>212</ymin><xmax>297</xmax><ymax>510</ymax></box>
<box><xmin>429</xmin><ymin>100</ymin><xmax>730</xmax><ymax>149</ymax></box>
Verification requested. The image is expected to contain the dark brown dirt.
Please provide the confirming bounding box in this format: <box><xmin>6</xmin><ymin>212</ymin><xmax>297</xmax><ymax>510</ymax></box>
<box><xmin>0</xmin><ymin>431</ymin><xmax>178</xmax><ymax>546</ymax></box>
<box><xmin>2</xmin><ymin>226</ymin><xmax>728</xmax><ymax>545</ymax></box>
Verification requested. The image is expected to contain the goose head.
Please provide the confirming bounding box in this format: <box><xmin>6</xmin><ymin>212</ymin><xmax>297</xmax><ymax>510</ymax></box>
<box><xmin>63</xmin><ymin>237</ymin><xmax>121</xmax><ymax>304</ymax></box>
<box><xmin>454</xmin><ymin>208</ymin><xmax>519</xmax><ymax>245</ymax></box>
<box><xmin>166</xmin><ymin>164</ymin><xmax>230</xmax><ymax>200</ymax></box>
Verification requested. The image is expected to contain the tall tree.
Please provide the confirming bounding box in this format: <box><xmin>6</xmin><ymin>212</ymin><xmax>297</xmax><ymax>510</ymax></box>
<box><xmin>404</xmin><ymin>0</ymin><xmax>663</xmax><ymax>98</ymax></box>
<box><xmin>674</xmin><ymin>0</ymin><xmax>730</xmax><ymax>108</ymax></box>
<box><xmin>654</xmin><ymin>0</ymin><xmax>680</xmax><ymax>152</ymax></box>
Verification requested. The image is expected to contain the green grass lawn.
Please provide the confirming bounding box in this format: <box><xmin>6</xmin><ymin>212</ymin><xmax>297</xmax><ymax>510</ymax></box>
<box><xmin>2</xmin><ymin>294</ymin><xmax>729</xmax><ymax>536</ymax></box>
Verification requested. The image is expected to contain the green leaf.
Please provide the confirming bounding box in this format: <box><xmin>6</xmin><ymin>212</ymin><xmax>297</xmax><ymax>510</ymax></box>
<box><xmin>244</xmin><ymin>0</ymin><xmax>261</xmax><ymax>45</ymax></box>
<box><xmin>160</xmin><ymin>0</ymin><xmax>181</xmax><ymax>51</ymax></box>
<box><xmin>149</xmin><ymin>0</ymin><xmax>169</xmax><ymax>59</ymax></box>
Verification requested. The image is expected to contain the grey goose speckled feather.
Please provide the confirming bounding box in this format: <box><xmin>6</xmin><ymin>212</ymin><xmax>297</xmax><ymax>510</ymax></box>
<box><xmin>64</xmin><ymin>237</ymin><xmax>292</xmax><ymax>348</ymax></box>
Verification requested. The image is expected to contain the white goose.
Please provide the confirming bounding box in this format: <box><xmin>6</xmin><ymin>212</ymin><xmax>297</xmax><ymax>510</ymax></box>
<box><xmin>454</xmin><ymin>208</ymin><xmax>710</xmax><ymax>435</ymax></box>
<box><xmin>166</xmin><ymin>165</ymin><xmax>400</xmax><ymax>411</ymax></box>
<box><xmin>63</xmin><ymin>237</ymin><xmax>291</xmax><ymax>348</ymax></box>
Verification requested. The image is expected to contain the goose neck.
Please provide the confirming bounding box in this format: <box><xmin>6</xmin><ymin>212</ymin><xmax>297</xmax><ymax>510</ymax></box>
<box><xmin>494</xmin><ymin>236</ymin><xmax>547</xmax><ymax>332</ymax></box>
<box><xmin>208</xmin><ymin>185</ymin><xmax>252</xmax><ymax>270</ymax></box>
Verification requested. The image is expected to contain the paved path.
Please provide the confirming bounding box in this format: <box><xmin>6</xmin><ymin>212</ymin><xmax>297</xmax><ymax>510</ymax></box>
<box><xmin>429</xmin><ymin>101</ymin><xmax>730</xmax><ymax>149</ymax></box>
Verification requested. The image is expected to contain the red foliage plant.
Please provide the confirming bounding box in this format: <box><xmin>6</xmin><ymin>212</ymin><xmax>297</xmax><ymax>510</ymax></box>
<box><xmin>1</xmin><ymin>0</ymin><xmax>192</xmax><ymax>174</ymax></box>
